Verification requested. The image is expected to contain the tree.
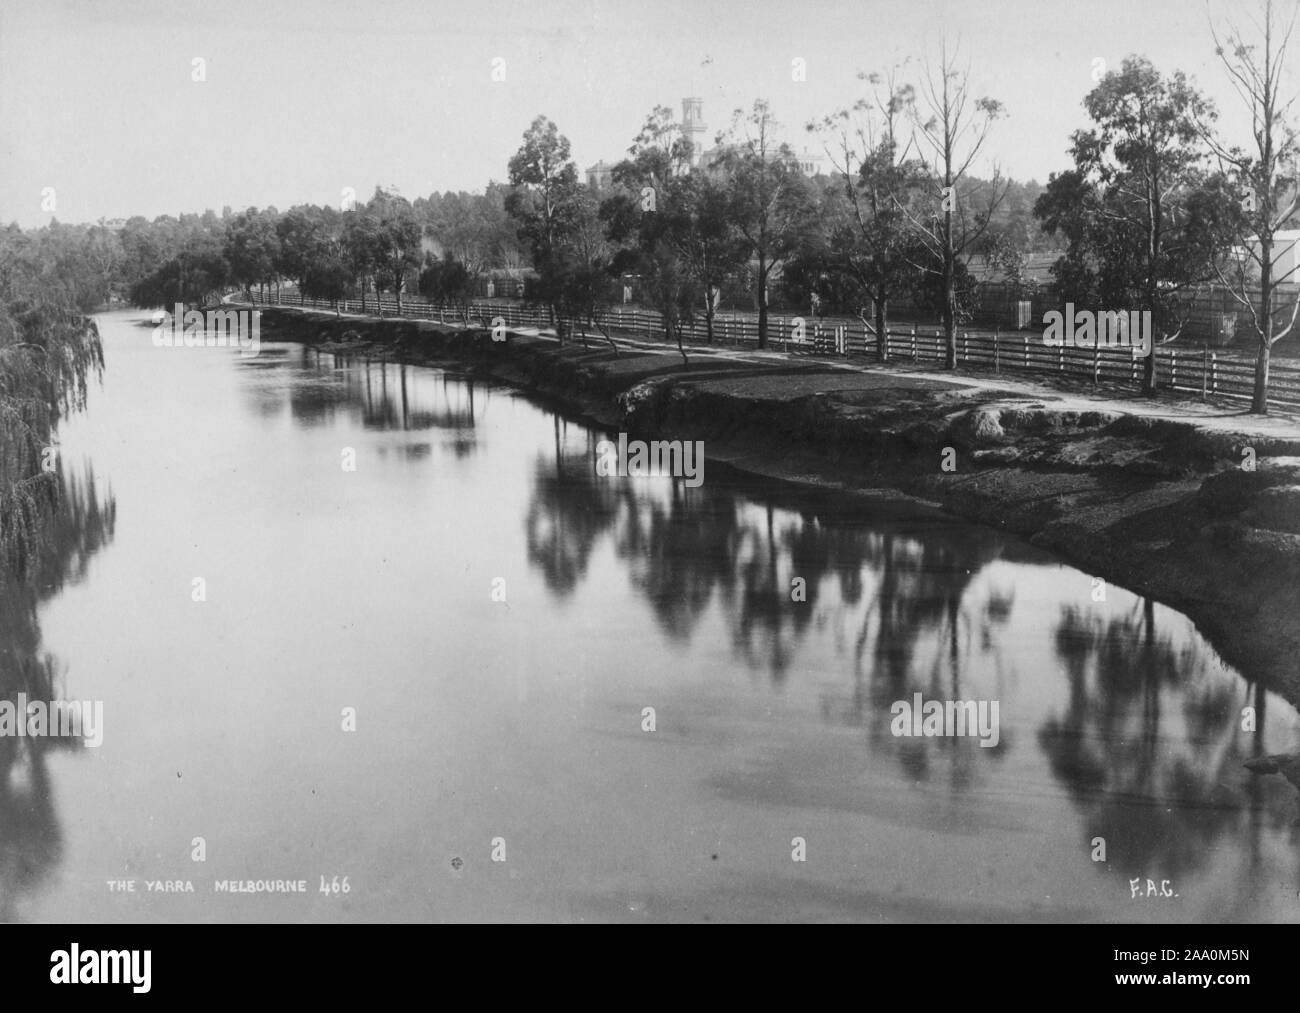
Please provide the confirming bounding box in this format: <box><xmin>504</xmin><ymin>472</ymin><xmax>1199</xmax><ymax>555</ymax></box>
<box><xmin>418</xmin><ymin>253</ymin><xmax>476</xmax><ymax>323</ymax></box>
<box><xmin>418</xmin><ymin>185</ymin><xmax>522</xmax><ymax>273</ymax></box>
<box><xmin>1035</xmin><ymin>55</ymin><xmax>1229</xmax><ymax>392</ymax></box>
<box><xmin>555</xmin><ymin>186</ymin><xmax>620</xmax><ymax>354</ymax></box>
<box><xmin>506</xmin><ymin>116</ymin><xmax>584</xmax><ymax>344</ymax></box>
<box><xmin>1203</xmin><ymin>0</ymin><xmax>1300</xmax><ymax>413</ymax></box>
<box><xmin>276</xmin><ymin>205</ymin><xmax>326</xmax><ymax>293</ymax></box>
<box><xmin>904</xmin><ymin>40</ymin><xmax>1007</xmax><ymax>368</ymax></box>
<box><xmin>118</xmin><ymin>217</ymin><xmax>166</xmax><ymax>288</ymax></box>
<box><xmin>675</xmin><ymin>171</ymin><xmax>746</xmax><ymax>345</ymax></box>
<box><xmin>342</xmin><ymin>208</ymin><xmax>380</xmax><ymax>315</ymax></box>
<box><xmin>714</xmin><ymin>100</ymin><xmax>817</xmax><ymax>349</ymax></box>
<box><xmin>300</xmin><ymin>256</ymin><xmax>351</xmax><ymax>316</ymax></box>
<box><xmin>0</xmin><ymin>226</ymin><xmax>106</xmax><ymax>585</ymax></box>
<box><xmin>225</xmin><ymin>208</ymin><xmax>280</xmax><ymax>301</ymax></box>
<box><xmin>365</xmin><ymin>188</ymin><xmax>422</xmax><ymax>315</ymax></box>
<box><xmin>601</xmin><ymin>106</ymin><xmax>699</xmax><ymax>359</ymax></box>
<box><xmin>810</xmin><ymin>67</ymin><xmax>925</xmax><ymax>359</ymax></box>
<box><xmin>127</xmin><ymin>250</ymin><xmax>231</xmax><ymax>309</ymax></box>
<box><xmin>84</xmin><ymin>224</ymin><xmax>124</xmax><ymax>307</ymax></box>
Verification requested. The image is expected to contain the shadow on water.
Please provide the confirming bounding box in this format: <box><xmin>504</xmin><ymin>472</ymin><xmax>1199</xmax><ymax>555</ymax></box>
<box><xmin>0</xmin><ymin>468</ymin><xmax>116</xmax><ymax>922</ymax></box>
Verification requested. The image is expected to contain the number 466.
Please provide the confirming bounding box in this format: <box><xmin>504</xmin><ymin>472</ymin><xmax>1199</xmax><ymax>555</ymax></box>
<box><xmin>320</xmin><ymin>875</ymin><xmax>351</xmax><ymax>895</ymax></box>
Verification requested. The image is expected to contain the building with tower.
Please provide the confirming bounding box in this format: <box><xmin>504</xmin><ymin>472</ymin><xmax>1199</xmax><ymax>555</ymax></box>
<box><xmin>681</xmin><ymin>97</ymin><xmax>706</xmax><ymax>167</ymax></box>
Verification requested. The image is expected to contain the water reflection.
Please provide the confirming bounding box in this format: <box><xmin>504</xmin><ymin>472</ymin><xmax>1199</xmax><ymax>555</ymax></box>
<box><xmin>241</xmin><ymin>348</ymin><xmax>484</xmax><ymax>460</ymax></box>
<box><xmin>0</xmin><ymin>468</ymin><xmax>115</xmax><ymax>922</ymax></box>
<box><xmin>517</xmin><ymin>411</ymin><xmax>1300</xmax><ymax>900</ymax></box>
<box><xmin>1041</xmin><ymin>602</ymin><xmax>1292</xmax><ymax>907</ymax></box>
<box><xmin>66</xmin><ymin>330</ymin><xmax>1290</xmax><ymax>922</ymax></box>
<box><xmin>287</xmin><ymin>342</ymin><xmax>1300</xmax><ymax>858</ymax></box>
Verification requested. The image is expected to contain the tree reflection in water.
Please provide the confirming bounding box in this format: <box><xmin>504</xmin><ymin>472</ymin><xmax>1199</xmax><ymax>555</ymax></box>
<box><xmin>254</xmin><ymin>351</ymin><xmax>487</xmax><ymax>462</ymax></box>
<box><xmin>267</xmin><ymin>352</ymin><xmax>1300</xmax><ymax>906</ymax></box>
<box><xmin>0</xmin><ymin>468</ymin><xmax>115</xmax><ymax>922</ymax></box>
<box><xmin>1041</xmin><ymin>600</ymin><xmax>1297</xmax><ymax>907</ymax></box>
<box><xmin>521</xmin><ymin>417</ymin><xmax>1300</xmax><ymax>890</ymax></box>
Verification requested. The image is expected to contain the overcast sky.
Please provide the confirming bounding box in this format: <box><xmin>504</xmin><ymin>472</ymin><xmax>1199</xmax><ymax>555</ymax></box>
<box><xmin>0</xmin><ymin>0</ymin><xmax>1286</xmax><ymax>227</ymax></box>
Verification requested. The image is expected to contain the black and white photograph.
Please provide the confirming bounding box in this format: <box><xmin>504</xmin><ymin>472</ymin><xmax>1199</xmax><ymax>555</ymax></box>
<box><xmin>0</xmin><ymin>0</ymin><xmax>1297</xmax><ymax>962</ymax></box>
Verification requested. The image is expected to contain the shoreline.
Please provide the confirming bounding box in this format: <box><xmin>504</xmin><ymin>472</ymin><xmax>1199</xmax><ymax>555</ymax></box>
<box><xmin>245</xmin><ymin>305</ymin><xmax>1300</xmax><ymax>706</ymax></box>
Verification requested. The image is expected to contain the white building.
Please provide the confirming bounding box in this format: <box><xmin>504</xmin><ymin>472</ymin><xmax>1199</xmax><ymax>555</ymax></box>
<box><xmin>1246</xmin><ymin>229</ymin><xmax>1300</xmax><ymax>283</ymax></box>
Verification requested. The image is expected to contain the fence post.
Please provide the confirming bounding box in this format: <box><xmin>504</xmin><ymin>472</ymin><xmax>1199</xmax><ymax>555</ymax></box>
<box><xmin>1171</xmin><ymin>348</ymin><xmax>1178</xmax><ymax>389</ymax></box>
<box><xmin>1023</xmin><ymin>332</ymin><xmax>1029</xmax><ymax>367</ymax></box>
<box><xmin>1211</xmin><ymin>351</ymin><xmax>1218</xmax><ymax>394</ymax></box>
<box><xmin>1202</xmin><ymin>346</ymin><xmax>1208</xmax><ymax>399</ymax></box>
<box><xmin>1093</xmin><ymin>342</ymin><xmax>1100</xmax><ymax>385</ymax></box>
<box><xmin>911</xmin><ymin>326</ymin><xmax>917</xmax><ymax>360</ymax></box>
<box><xmin>994</xmin><ymin>327</ymin><xmax>1000</xmax><ymax>373</ymax></box>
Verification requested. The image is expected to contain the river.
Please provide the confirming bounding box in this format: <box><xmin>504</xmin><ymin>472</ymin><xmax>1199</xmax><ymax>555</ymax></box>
<box><xmin>5</xmin><ymin>309</ymin><xmax>1298</xmax><ymax>923</ymax></box>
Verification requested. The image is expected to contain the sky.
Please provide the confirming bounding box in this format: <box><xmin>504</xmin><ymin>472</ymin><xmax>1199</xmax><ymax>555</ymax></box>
<box><xmin>0</xmin><ymin>0</ymin><xmax>1287</xmax><ymax>227</ymax></box>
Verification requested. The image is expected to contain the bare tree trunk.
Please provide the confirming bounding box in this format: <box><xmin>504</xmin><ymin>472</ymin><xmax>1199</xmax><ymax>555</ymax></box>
<box><xmin>875</xmin><ymin>296</ymin><xmax>889</xmax><ymax>362</ymax></box>
<box><xmin>593</xmin><ymin>316</ymin><xmax>619</xmax><ymax>356</ymax></box>
<box><xmin>1254</xmin><ymin>240</ymin><xmax>1274</xmax><ymax>413</ymax></box>
<box><xmin>1142</xmin><ymin>278</ymin><xmax>1158</xmax><ymax>393</ymax></box>
<box><xmin>943</xmin><ymin>246</ymin><xmax>956</xmax><ymax>368</ymax></box>
<box><xmin>549</xmin><ymin>302</ymin><xmax>562</xmax><ymax>345</ymax></box>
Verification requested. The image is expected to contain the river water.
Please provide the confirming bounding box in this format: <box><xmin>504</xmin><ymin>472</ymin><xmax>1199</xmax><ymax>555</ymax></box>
<box><xmin>5</xmin><ymin>309</ymin><xmax>1299</xmax><ymax>923</ymax></box>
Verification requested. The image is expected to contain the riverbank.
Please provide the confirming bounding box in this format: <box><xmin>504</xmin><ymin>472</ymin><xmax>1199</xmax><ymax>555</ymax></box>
<box><xmin>248</xmin><ymin>305</ymin><xmax>1300</xmax><ymax>702</ymax></box>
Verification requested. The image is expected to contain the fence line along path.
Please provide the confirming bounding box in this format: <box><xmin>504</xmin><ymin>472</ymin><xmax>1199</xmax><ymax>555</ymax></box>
<box><xmin>245</xmin><ymin>291</ymin><xmax>1300</xmax><ymax>412</ymax></box>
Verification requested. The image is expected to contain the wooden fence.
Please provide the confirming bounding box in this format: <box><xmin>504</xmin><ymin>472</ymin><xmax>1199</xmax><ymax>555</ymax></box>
<box><xmin>247</xmin><ymin>291</ymin><xmax>1300</xmax><ymax>411</ymax></box>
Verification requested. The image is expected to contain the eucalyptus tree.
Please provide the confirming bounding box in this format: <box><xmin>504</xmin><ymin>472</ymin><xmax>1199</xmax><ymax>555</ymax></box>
<box><xmin>1035</xmin><ymin>56</ymin><xmax>1234</xmax><ymax>393</ymax></box>
<box><xmin>225</xmin><ymin>208</ymin><xmax>280</xmax><ymax>301</ymax></box>
<box><xmin>364</xmin><ymin>188</ymin><xmax>422</xmax><ymax>315</ymax></box>
<box><xmin>713</xmin><ymin>100</ymin><xmax>818</xmax><ymax>349</ymax></box>
<box><xmin>506</xmin><ymin>116</ymin><xmax>585</xmax><ymax>343</ymax></box>
<box><xmin>904</xmin><ymin>40</ymin><xmax>1007</xmax><ymax>368</ymax></box>
<box><xmin>600</xmin><ymin>105</ymin><xmax>699</xmax><ymax>358</ymax></box>
<box><xmin>809</xmin><ymin>67</ymin><xmax>925</xmax><ymax>360</ymax></box>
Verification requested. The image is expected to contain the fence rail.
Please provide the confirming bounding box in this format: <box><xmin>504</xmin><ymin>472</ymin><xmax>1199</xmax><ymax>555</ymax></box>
<box><xmin>245</xmin><ymin>290</ymin><xmax>1300</xmax><ymax>411</ymax></box>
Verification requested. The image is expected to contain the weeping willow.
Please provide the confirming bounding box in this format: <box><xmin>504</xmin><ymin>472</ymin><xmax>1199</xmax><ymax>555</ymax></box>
<box><xmin>0</xmin><ymin>230</ymin><xmax>113</xmax><ymax>920</ymax></box>
<box><xmin>0</xmin><ymin>299</ymin><xmax>104</xmax><ymax>581</ymax></box>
